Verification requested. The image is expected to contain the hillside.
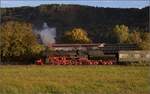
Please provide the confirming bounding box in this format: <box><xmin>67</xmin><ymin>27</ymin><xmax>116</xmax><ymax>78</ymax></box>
<box><xmin>0</xmin><ymin>4</ymin><xmax>149</xmax><ymax>43</ymax></box>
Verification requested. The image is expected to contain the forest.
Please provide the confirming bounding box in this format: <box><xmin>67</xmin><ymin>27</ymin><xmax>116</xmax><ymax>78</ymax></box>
<box><xmin>0</xmin><ymin>4</ymin><xmax>149</xmax><ymax>43</ymax></box>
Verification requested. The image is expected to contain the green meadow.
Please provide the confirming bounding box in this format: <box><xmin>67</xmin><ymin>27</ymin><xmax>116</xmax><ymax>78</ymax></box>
<box><xmin>0</xmin><ymin>65</ymin><xmax>149</xmax><ymax>94</ymax></box>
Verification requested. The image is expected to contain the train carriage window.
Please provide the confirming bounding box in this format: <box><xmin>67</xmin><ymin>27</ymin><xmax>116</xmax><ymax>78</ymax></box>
<box><xmin>119</xmin><ymin>54</ymin><xmax>128</xmax><ymax>58</ymax></box>
<box><xmin>146</xmin><ymin>54</ymin><xmax>150</xmax><ymax>58</ymax></box>
<box><xmin>134</xmin><ymin>54</ymin><xmax>141</xmax><ymax>58</ymax></box>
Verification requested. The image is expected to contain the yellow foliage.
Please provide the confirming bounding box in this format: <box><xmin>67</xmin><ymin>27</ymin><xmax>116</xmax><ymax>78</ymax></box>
<box><xmin>64</xmin><ymin>28</ymin><xmax>91</xmax><ymax>43</ymax></box>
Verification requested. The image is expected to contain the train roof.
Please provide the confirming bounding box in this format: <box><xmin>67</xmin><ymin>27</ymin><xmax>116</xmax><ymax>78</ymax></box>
<box><xmin>48</xmin><ymin>50</ymin><xmax>77</xmax><ymax>56</ymax></box>
<box><xmin>50</xmin><ymin>43</ymin><xmax>100</xmax><ymax>47</ymax></box>
<box><xmin>88</xmin><ymin>50</ymin><xmax>104</xmax><ymax>56</ymax></box>
<box><xmin>49</xmin><ymin>43</ymin><xmax>137</xmax><ymax>47</ymax></box>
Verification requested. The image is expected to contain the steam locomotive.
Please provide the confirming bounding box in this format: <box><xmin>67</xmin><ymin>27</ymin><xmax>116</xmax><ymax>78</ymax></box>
<box><xmin>36</xmin><ymin>43</ymin><xmax>150</xmax><ymax>65</ymax></box>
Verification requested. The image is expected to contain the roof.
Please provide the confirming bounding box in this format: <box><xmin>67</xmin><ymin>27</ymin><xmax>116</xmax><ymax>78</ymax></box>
<box><xmin>49</xmin><ymin>43</ymin><xmax>138</xmax><ymax>51</ymax></box>
<box><xmin>48</xmin><ymin>50</ymin><xmax>77</xmax><ymax>56</ymax></box>
<box><xmin>50</xmin><ymin>43</ymin><xmax>101</xmax><ymax>47</ymax></box>
<box><xmin>88</xmin><ymin>50</ymin><xmax>104</xmax><ymax>56</ymax></box>
<box><xmin>49</xmin><ymin>43</ymin><xmax>137</xmax><ymax>47</ymax></box>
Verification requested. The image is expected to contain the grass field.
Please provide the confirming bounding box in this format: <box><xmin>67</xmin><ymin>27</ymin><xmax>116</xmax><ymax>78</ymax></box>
<box><xmin>0</xmin><ymin>65</ymin><xmax>149</xmax><ymax>94</ymax></box>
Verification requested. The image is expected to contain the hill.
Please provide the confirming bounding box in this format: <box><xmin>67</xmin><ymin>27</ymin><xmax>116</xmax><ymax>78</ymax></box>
<box><xmin>0</xmin><ymin>4</ymin><xmax>149</xmax><ymax>43</ymax></box>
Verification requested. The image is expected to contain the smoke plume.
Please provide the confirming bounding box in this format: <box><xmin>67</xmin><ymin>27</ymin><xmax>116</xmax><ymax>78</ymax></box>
<box><xmin>34</xmin><ymin>22</ymin><xmax>56</xmax><ymax>46</ymax></box>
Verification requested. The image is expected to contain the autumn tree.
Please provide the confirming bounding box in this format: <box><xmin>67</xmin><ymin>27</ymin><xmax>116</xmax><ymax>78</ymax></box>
<box><xmin>0</xmin><ymin>21</ymin><xmax>45</xmax><ymax>62</ymax></box>
<box><xmin>62</xmin><ymin>28</ymin><xmax>91</xmax><ymax>44</ymax></box>
<box><xmin>128</xmin><ymin>31</ymin><xmax>142</xmax><ymax>44</ymax></box>
<box><xmin>138</xmin><ymin>32</ymin><xmax>150</xmax><ymax>50</ymax></box>
<box><xmin>126</xmin><ymin>29</ymin><xmax>150</xmax><ymax>50</ymax></box>
<box><xmin>113</xmin><ymin>25</ymin><xmax>129</xmax><ymax>43</ymax></box>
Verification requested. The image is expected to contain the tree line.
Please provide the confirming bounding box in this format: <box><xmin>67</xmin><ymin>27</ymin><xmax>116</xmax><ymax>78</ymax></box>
<box><xmin>0</xmin><ymin>21</ymin><xmax>149</xmax><ymax>63</ymax></box>
<box><xmin>0</xmin><ymin>4</ymin><xmax>149</xmax><ymax>43</ymax></box>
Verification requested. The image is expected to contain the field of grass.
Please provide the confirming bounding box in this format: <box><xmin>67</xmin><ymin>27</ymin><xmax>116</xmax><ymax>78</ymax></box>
<box><xmin>0</xmin><ymin>65</ymin><xmax>149</xmax><ymax>94</ymax></box>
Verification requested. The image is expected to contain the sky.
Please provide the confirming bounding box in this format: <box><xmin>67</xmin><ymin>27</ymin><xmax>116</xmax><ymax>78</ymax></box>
<box><xmin>1</xmin><ymin>0</ymin><xmax>149</xmax><ymax>9</ymax></box>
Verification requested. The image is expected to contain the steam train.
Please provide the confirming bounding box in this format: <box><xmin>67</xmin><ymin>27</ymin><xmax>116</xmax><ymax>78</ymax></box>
<box><xmin>36</xmin><ymin>43</ymin><xmax>150</xmax><ymax>65</ymax></box>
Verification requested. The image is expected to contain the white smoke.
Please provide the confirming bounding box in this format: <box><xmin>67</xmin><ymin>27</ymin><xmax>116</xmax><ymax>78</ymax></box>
<box><xmin>34</xmin><ymin>22</ymin><xmax>56</xmax><ymax>46</ymax></box>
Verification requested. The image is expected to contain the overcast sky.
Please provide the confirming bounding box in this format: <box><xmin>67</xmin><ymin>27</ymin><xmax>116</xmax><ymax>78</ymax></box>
<box><xmin>1</xmin><ymin>0</ymin><xmax>149</xmax><ymax>8</ymax></box>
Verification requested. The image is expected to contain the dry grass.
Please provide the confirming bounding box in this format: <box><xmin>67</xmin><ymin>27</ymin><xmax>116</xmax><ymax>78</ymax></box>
<box><xmin>0</xmin><ymin>65</ymin><xmax>149</xmax><ymax>94</ymax></box>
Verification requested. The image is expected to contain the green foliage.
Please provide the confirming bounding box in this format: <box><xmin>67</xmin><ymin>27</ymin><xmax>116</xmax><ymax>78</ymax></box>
<box><xmin>0</xmin><ymin>21</ymin><xmax>44</xmax><ymax>62</ymax></box>
<box><xmin>113</xmin><ymin>25</ymin><xmax>129</xmax><ymax>43</ymax></box>
<box><xmin>62</xmin><ymin>28</ymin><xmax>92</xmax><ymax>43</ymax></box>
